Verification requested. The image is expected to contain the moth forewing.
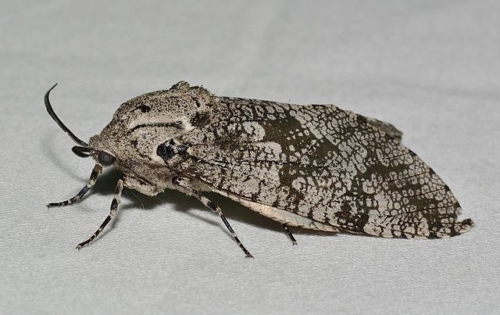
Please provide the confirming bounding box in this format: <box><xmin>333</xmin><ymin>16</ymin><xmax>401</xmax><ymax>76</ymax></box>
<box><xmin>45</xmin><ymin>81</ymin><xmax>473</xmax><ymax>257</ymax></box>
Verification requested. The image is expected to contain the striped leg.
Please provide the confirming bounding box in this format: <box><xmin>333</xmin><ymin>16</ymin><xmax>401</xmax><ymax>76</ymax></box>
<box><xmin>282</xmin><ymin>224</ymin><xmax>298</xmax><ymax>245</ymax></box>
<box><xmin>47</xmin><ymin>164</ymin><xmax>103</xmax><ymax>208</ymax></box>
<box><xmin>173</xmin><ymin>177</ymin><xmax>253</xmax><ymax>258</ymax></box>
<box><xmin>76</xmin><ymin>179</ymin><xmax>124</xmax><ymax>250</ymax></box>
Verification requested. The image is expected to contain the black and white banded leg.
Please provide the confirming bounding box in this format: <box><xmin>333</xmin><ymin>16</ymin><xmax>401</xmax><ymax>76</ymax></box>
<box><xmin>282</xmin><ymin>224</ymin><xmax>298</xmax><ymax>245</ymax></box>
<box><xmin>47</xmin><ymin>164</ymin><xmax>103</xmax><ymax>208</ymax></box>
<box><xmin>173</xmin><ymin>177</ymin><xmax>253</xmax><ymax>258</ymax></box>
<box><xmin>76</xmin><ymin>178</ymin><xmax>124</xmax><ymax>250</ymax></box>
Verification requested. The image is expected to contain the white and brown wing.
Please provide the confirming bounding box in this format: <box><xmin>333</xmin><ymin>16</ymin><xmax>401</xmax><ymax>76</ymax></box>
<box><xmin>174</xmin><ymin>97</ymin><xmax>473</xmax><ymax>238</ymax></box>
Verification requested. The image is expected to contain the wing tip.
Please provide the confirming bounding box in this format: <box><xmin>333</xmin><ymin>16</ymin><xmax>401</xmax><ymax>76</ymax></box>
<box><xmin>455</xmin><ymin>218</ymin><xmax>474</xmax><ymax>235</ymax></box>
<box><xmin>429</xmin><ymin>218</ymin><xmax>474</xmax><ymax>238</ymax></box>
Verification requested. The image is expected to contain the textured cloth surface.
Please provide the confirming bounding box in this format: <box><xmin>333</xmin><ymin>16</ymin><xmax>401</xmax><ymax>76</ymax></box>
<box><xmin>1</xmin><ymin>1</ymin><xmax>498</xmax><ymax>314</ymax></box>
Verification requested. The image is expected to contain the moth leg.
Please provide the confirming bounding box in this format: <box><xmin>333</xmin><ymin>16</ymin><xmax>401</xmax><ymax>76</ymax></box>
<box><xmin>173</xmin><ymin>177</ymin><xmax>254</xmax><ymax>258</ymax></box>
<box><xmin>76</xmin><ymin>178</ymin><xmax>124</xmax><ymax>250</ymax></box>
<box><xmin>282</xmin><ymin>224</ymin><xmax>298</xmax><ymax>245</ymax></box>
<box><xmin>47</xmin><ymin>164</ymin><xmax>103</xmax><ymax>208</ymax></box>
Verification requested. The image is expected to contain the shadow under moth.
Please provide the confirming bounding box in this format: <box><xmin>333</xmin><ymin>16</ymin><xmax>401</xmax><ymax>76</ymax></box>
<box><xmin>45</xmin><ymin>81</ymin><xmax>473</xmax><ymax>257</ymax></box>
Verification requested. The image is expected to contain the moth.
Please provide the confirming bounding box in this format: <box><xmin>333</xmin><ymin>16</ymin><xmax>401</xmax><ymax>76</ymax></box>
<box><xmin>45</xmin><ymin>81</ymin><xmax>473</xmax><ymax>257</ymax></box>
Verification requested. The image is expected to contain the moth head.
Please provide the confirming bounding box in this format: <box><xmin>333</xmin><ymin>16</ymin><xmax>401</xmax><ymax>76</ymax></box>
<box><xmin>44</xmin><ymin>84</ymin><xmax>117</xmax><ymax>168</ymax></box>
<box><xmin>45</xmin><ymin>82</ymin><xmax>214</xmax><ymax>172</ymax></box>
<box><xmin>89</xmin><ymin>81</ymin><xmax>214</xmax><ymax>166</ymax></box>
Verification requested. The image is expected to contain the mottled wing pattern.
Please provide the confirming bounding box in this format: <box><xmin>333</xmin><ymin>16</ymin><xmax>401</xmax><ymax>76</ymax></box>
<box><xmin>176</xmin><ymin>97</ymin><xmax>473</xmax><ymax>238</ymax></box>
<box><xmin>364</xmin><ymin>117</ymin><xmax>403</xmax><ymax>143</ymax></box>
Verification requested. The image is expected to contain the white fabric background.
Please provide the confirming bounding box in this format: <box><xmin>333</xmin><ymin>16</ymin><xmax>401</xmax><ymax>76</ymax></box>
<box><xmin>1</xmin><ymin>1</ymin><xmax>498</xmax><ymax>314</ymax></box>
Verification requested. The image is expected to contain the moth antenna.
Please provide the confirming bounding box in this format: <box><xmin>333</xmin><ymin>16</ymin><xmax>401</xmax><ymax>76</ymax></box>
<box><xmin>72</xmin><ymin>146</ymin><xmax>93</xmax><ymax>158</ymax></box>
<box><xmin>44</xmin><ymin>83</ymin><xmax>88</xmax><ymax>147</ymax></box>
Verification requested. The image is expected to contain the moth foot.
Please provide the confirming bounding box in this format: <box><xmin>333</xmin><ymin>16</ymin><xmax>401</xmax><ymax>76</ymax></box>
<box><xmin>47</xmin><ymin>201</ymin><xmax>69</xmax><ymax>208</ymax></box>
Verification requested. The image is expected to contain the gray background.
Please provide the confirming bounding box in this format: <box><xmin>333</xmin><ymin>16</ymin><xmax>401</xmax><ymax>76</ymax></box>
<box><xmin>1</xmin><ymin>1</ymin><xmax>499</xmax><ymax>314</ymax></box>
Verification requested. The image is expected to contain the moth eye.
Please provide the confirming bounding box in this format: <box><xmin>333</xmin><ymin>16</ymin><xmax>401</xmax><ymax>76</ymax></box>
<box><xmin>98</xmin><ymin>151</ymin><xmax>116</xmax><ymax>166</ymax></box>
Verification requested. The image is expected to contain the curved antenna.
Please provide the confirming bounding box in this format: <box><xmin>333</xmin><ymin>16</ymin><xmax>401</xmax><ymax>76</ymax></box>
<box><xmin>72</xmin><ymin>146</ymin><xmax>93</xmax><ymax>158</ymax></box>
<box><xmin>44</xmin><ymin>83</ymin><xmax>88</xmax><ymax>147</ymax></box>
